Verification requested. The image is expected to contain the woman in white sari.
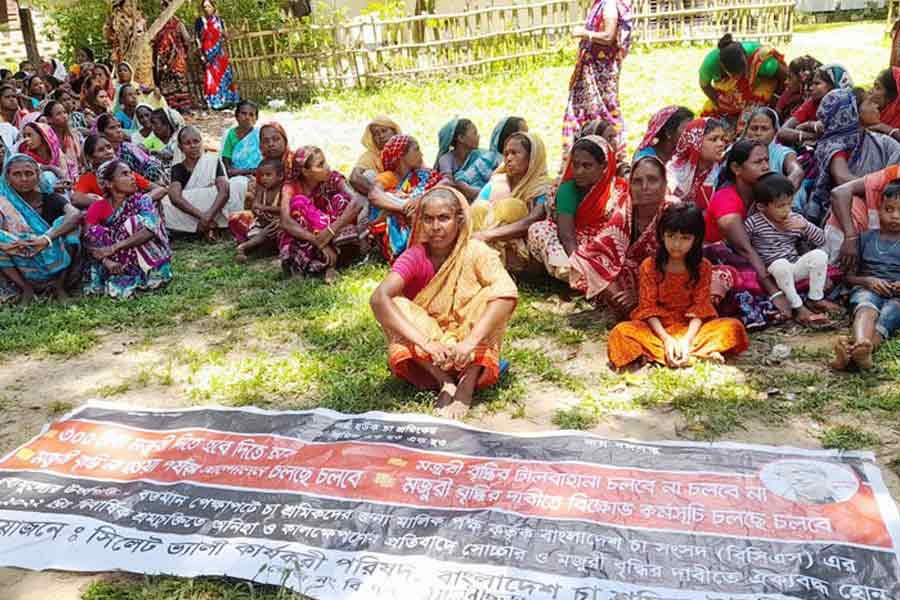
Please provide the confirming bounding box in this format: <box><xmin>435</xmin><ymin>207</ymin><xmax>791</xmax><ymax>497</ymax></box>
<box><xmin>163</xmin><ymin>126</ymin><xmax>239</xmax><ymax>237</ymax></box>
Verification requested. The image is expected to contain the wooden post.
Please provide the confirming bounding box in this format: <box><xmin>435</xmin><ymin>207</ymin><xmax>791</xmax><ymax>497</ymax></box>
<box><xmin>17</xmin><ymin>3</ymin><xmax>41</xmax><ymax>67</ymax></box>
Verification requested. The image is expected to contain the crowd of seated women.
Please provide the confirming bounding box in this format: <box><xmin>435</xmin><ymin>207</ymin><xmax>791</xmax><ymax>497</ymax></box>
<box><xmin>3</xmin><ymin>39</ymin><xmax>900</xmax><ymax>419</ymax></box>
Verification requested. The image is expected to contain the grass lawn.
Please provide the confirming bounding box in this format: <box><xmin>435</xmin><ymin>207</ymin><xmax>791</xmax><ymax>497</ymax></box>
<box><xmin>0</xmin><ymin>21</ymin><xmax>897</xmax><ymax>600</ymax></box>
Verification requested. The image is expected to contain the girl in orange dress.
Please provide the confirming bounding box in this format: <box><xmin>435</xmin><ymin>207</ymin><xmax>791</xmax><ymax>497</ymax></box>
<box><xmin>608</xmin><ymin>203</ymin><xmax>749</xmax><ymax>369</ymax></box>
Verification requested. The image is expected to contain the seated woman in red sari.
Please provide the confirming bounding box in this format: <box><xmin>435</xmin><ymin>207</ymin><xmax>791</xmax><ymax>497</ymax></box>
<box><xmin>527</xmin><ymin>135</ymin><xmax>630</xmax><ymax>299</ymax></box>
<box><xmin>279</xmin><ymin>146</ymin><xmax>364</xmax><ymax>282</ymax></box>
<box><xmin>370</xmin><ymin>187</ymin><xmax>517</xmax><ymax>419</ymax></box>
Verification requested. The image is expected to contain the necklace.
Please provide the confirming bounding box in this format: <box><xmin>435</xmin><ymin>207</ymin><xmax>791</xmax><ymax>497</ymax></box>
<box><xmin>875</xmin><ymin>235</ymin><xmax>900</xmax><ymax>255</ymax></box>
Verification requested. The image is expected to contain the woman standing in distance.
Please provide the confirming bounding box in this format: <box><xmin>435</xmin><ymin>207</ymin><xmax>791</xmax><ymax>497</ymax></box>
<box><xmin>560</xmin><ymin>0</ymin><xmax>633</xmax><ymax>162</ymax></box>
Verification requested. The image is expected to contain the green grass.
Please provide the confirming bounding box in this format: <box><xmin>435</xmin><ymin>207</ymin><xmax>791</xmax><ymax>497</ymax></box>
<box><xmin>820</xmin><ymin>424</ymin><xmax>881</xmax><ymax>451</ymax></box>
<box><xmin>272</xmin><ymin>22</ymin><xmax>890</xmax><ymax>175</ymax></box>
<box><xmin>0</xmin><ymin>21</ymin><xmax>890</xmax><ymax>600</ymax></box>
<box><xmin>81</xmin><ymin>577</ymin><xmax>307</xmax><ymax>600</ymax></box>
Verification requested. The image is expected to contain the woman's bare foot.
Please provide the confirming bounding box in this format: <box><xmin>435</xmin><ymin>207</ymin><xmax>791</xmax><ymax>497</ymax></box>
<box><xmin>439</xmin><ymin>385</ymin><xmax>473</xmax><ymax>420</ymax></box>
<box><xmin>17</xmin><ymin>289</ymin><xmax>35</xmax><ymax>306</ymax></box>
<box><xmin>436</xmin><ymin>382</ymin><xmax>457</xmax><ymax>410</ymax></box>
<box><xmin>53</xmin><ymin>286</ymin><xmax>71</xmax><ymax>303</ymax></box>
<box><xmin>831</xmin><ymin>337</ymin><xmax>851</xmax><ymax>371</ymax></box>
<box><xmin>807</xmin><ymin>298</ymin><xmax>844</xmax><ymax>316</ymax></box>
<box><xmin>235</xmin><ymin>248</ymin><xmax>249</xmax><ymax>264</ymax></box>
<box><xmin>794</xmin><ymin>306</ymin><xmax>835</xmax><ymax>330</ymax></box>
<box><xmin>324</xmin><ymin>267</ymin><xmax>338</xmax><ymax>285</ymax></box>
<box><xmin>706</xmin><ymin>351</ymin><xmax>725</xmax><ymax>364</ymax></box>
<box><xmin>850</xmin><ymin>340</ymin><xmax>874</xmax><ymax>370</ymax></box>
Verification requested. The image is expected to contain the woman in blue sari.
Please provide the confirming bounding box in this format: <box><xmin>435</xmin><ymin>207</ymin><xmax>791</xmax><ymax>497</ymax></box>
<box><xmin>0</xmin><ymin>154</ymin><xmax>82</xmax><ymax>304</ymax></box>
<box><xmin>435</xmin><ymin>118</ymin><xmax>500</xmax><ymax>201</ymax></box>
<box><xmin>221</xmin><ymin>100</ymin><xmax>261</xmax><ymax>205</ymax></box>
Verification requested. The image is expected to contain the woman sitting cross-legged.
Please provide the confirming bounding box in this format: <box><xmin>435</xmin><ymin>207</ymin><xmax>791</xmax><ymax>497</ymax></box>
<box><xmin>279</xmin><ymin>146</ymin><xmax>365</xmax><ymax>282</ymax></box>
<box><xmin>527</xmin><ymin>134</ymin><xmax>630</xmax><ymax>298</ymax></box>
<box><xmin>72</xmin><ymin>135</ymin><xmax>164</xmax><ymax>210</ymax></box>
<box><xmin>607</xmin><ymin>203</ymin><xmax>749</xmax><ymax>369</ymax></box>
<box><xmin>163</xmin><ymin>126</ymin><xmax>239</xmax><ymax>239</ymax></box>
<box><xmin>471</xmin><ymin>131</ymin><xmax>550</xmax><ymax>271</ymax></box>
<box><xmin>0</xmin><ymin>154</ymin><xmax>82</xmax><ymax>304</ymax></box>
<box><xmin>370</xmin><ymin>186</ymin><xmax>518</xmax><ymax>419</ymax></box>
<box><xmin>83</xmin><ymin>159</ymin><xmax>172</xmax><ymax>299</ymax></box>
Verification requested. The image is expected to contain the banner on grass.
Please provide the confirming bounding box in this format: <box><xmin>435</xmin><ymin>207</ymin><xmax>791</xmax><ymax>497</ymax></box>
<box><xmin>0</xmin><ymin>403</ymin><xmax>897</xmax><ymax>599</ymax></box>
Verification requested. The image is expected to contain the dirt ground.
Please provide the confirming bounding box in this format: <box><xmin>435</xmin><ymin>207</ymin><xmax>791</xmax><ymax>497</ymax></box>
<box><xmin>0</xmin><ymin>111</ymin><xmax>898</xmax><ymax>599</ymax></box>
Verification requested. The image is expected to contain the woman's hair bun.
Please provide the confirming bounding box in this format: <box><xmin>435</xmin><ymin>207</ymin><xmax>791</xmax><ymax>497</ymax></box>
<box><xmin>718</xmin><ymin>33</ymin><xmax>734</xmax><ymax>49</ymax></box>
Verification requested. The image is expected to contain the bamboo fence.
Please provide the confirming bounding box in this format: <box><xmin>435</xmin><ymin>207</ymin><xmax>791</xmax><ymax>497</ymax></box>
<box><xmin>228</xmin><ymin>0</ymin><xmax>794</xmax><ymax>99</ymax></box>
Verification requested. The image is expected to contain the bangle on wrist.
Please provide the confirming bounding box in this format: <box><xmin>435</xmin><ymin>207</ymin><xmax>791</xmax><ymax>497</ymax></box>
<box><xmin>326</xmin><ymin>225</ymin><xmax>336</xmax><ymax>236</ymax></box>
<box><xmin>769</xmin><ymin>290</ymin><xmax>785</xmax><ymax>301</ymax></box>
<box><xmin>42</xmin><ymin>233</ymin><xmax>53</xmax><ymax>245</ymax></box>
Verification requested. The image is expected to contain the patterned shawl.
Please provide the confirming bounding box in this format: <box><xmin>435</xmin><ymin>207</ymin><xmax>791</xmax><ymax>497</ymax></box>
<box><xmin>666</xmin><ymin>117</ymin><xmax>717</xmax><ymax>206</ymax></box>
<box><xmin>637</xmin><ymin>105</ymin><xmax>679</xmax><ymax>151</ymax></box>
<box><xmin>805</xmin><ymin>88</ymin><xmax>900</xmax><ymax>225</ymax></box>
<box><xmin>488</xmin><ymin>131</ymin><xmax>550</xmax><ymax>205</ymax></box>
<box><xmin>564</xmin><ymin>135</ymin><xmax>631</xmax><ymax>299</ymax></box>
<box><xmin>356</xmin><ymin>116</ymin><xmax>400</xmax><ymax>172</ymax></box>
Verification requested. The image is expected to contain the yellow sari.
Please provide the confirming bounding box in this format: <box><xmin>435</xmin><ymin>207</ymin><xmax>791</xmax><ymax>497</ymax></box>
<box><xmin>470</xmin><ymin>132</ymin><xmax>550</xmax><ymax>270</ymax></box>
<box><xmin>355</xmin><ymin>116</ymin><xmax>401</xmax><ymax>173</ymax></box>
<box><xmin>387</xmin><ymin>187</ymin><xmax>518</xmax><ymax>389</ymax></box>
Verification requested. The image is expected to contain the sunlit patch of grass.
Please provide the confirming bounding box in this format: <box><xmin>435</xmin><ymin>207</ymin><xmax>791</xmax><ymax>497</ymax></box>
<box><xmin>820</xmin><ymin>425</ymin><xmax>880</xmax><ymax>451</ymax></box>
<box><xmin>634</xmin><ymin>362</ymin><xmax>775</xmax><ymax>440</ymax></box>
<box><xmin>81</xmin><ymin>576</ymin><xmax>306</xmax><ymax>600</ymax></box>
<box><xmin>553</xmin><ymin>403</ymin><xmax>600</xmax><ymax>430</ymax></box>
<box><xmin>48</xmin><ymin>401</ymin><xmax>73</xmax><ymax>416</ymax></box>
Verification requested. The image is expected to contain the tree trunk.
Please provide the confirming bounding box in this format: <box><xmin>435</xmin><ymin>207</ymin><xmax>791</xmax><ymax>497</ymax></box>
<box><xmin>123</xmin><ymin>0</ymin><xmax>190</xmax><ymax>83</ymax></box>
<box><xmin>17</xmin><ymin>4</ymin><xmax>41</xmax><ymax>67</ymax></box>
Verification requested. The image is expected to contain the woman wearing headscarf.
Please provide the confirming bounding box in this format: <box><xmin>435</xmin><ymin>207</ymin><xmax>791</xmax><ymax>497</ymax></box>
<box><xmin>488</xmin><ymin>117</ymin><xmax>528</xmax><ymax>156</ymax></box>
<box><xmin>370</xmin><ymin>186</ymin><xmax>518</xmax><ymax>419</ymax></box>
<box><xmin>561</xmin><ymin>0</ymin><xmax>633</xmax><ymax>161</ymax></box>
<box><xmin>633</xmin><ymin>106</ymin><xmax>694</xmax><ymax>163</ymax></box>
<box><xmin>368</xmin><ymin>134</ymin><xmax>446</xmax><ymax>262</ymax></box>
<box><xmin>279</xmin><ymin>146</ymin><xmax>364</xmax><ymax>282</ymax></box>
<box><xmin>778</xmin><ymin>63</ymin><xmax>853</xmax><ymax>147</ymax></box>
<box><xmin>350</xmin><ymin>116</ymin><xmax>401</xmax><ymax>195</ymax></box>
<box><xmin>18</xmin><ymin>121</ymin><xmax>71</xmax><ymax>194</ymax></box>
<box><xmin>435</xmin><ymin>118</ymin><xmax>500</xmax><ymax>201</ymax></box>
<box><xmin>149</xmin><ymin>107</ymin><xmax>186</xmax><ymax>167</ymax></box>
<box><xmin>83</xmin><ymin>158</ymin><xmax>172</xmax><ymax>298</ymax></box>
<box><xmin>43</xmin><ymin>100</ymin><xmax>83</xmax><ymax>182</ymax></box>
<box><xmin>470</xmin><ymin>131</ymin><xmax>549</xmax><ymax>271</ymax></box>
<box><xmin>153</xmin><ymin>0</ymin><xmax>194</xmax><ymax>112</ymax></box>
<box><xmin>527</xmin><ymin>135</ymin><xmax>630</xmax><ymax>299</ymax></box>
<box><xmin>0</xmin><ymin>154</ymin><xmax>81</xmax><ymax>304</ymax></box>
<box><xmin>666</xmin><ymin>118</ymin><xmax>728</xmax><ymax>209</ymax></box>
<box><xmin>802</xmin><ymin>88</ymin><xmax>900</xmax><ymax>226</ymax></box>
